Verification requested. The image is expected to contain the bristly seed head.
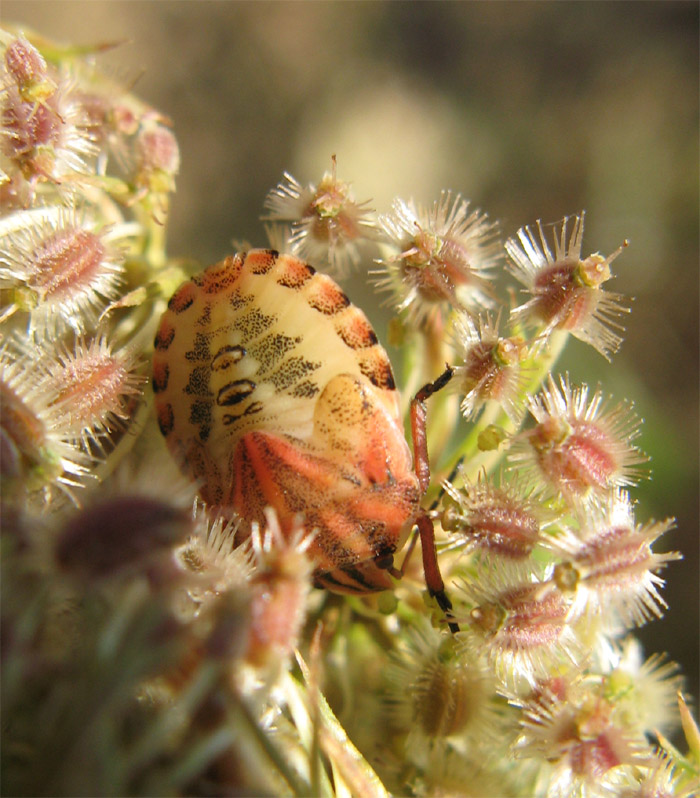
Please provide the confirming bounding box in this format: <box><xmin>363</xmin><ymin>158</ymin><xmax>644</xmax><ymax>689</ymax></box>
<box><xmin>55</xmin><ymin>494</ymin><xmax>193</xmax><ymax>582</ymax></box>
<box><xmin>375</xmin><ymin>191</ymin><xmax>500</xmax><ymax>324</ymax></box>
<box><xmin>0</xmin><ymin>208</ymin><xmax>127</xmax><ymax>335</ymax></box>
<box><xmin>3</xmin><ymin>35</ymin><xmax>56</xmax><ymax>104</ymax></box>
<box><xmin>0</xmin><ymin>342</ymin><xmax>90</xmax><ymax>502</ymax></box>
<box><xmin>450</xmin><ymin>312</ymin><xmax>528</xmax><ymax>424</ymax></box>
<box><xmin>506</xmin><ymin>212</ymin><xmax>630</xmax><ymax>361</ymax></box>
<box><xmin>385</xmin><ymin>620</ymin><xmax>497</xmax><ymax>753</ymax></box>
<box><xmin>508</xmin><ymin>374</ymin><xmax>649</xmax><ymax>508</ymax></box>
<box><xmin>550</xmin><ymin>490</ymin><xmax>680</xmax><ymax>630</ymax></box>
<box><xmin>441</xmin><ymin>470</ymin><xmax>549</xmax><ymax>561</ymax></box>
<box><xmin>514</xmin><ymin>674</ymin><xmax>648</xmax><ymax>796</ymax></box>
<box><xmin>263</xmin><ymin>156</ymin><xmax>377</xmax><ymax>277</ymax></box>
<box><xmin>135</xmin><ymin>122</ymin><xmax>180</xmax><ymax>193</ymax></box>
<box><xmin>39</xmin><ymin>335</ymin><xmax>145</xmax><ymax>449</ymax></box>
<box><xmin>245</xmin><ymin>509</ymin><xmax>313</xmax><ymax>670</ymax></box>
<box><xmin>460</xmin><ymin>568</ymin><xmax>578</xmax><ymax>685</ymax></box>
<box><xmin>1</xmin><ymin>45</ymin><xmax>97</xmax><ymax>186</ymax></box>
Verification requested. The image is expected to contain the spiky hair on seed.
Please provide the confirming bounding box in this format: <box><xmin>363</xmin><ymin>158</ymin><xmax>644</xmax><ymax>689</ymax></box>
<box><xmin>549</xmin><ymin>489</ymin><xmax>680</xmax><ymax>631</ymax></box>
<box><xmin>440</xmin><ymin>468</ymin><xmax>556</xmax><ymax>562</ymax></box>
<box><xmin>0</xmin><ymin>340</ymin><xmax>92</xmax><ymax>505</ymax></box>
<box><xmin>34</xmin><ymin>334</ymin><xmax>146</xmax><ymax>452</ymax></box>
<box><xmin>457</xmin><ymin>563</ymin><xmax>581</xmax><ymax>688</ymax></box>
<box><xmin>448</xmin><ymin>311</ymin><xmax>529</xmax><ymax>425</ymax></box>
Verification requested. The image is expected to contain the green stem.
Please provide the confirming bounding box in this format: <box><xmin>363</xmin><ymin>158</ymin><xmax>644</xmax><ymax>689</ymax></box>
<box><xmin>234</xmin><ymin>691</ymin><xmax>313</xmax><ymax>797</ymax></box>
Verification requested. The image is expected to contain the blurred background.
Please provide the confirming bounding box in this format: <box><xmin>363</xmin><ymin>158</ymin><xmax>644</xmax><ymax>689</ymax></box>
<box><xmin>7</xmin><ymin>2</ymin><xmax>698</xmax><ymax>705</ymax></box>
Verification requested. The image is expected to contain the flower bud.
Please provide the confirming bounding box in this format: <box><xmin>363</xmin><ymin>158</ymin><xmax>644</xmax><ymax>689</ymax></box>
<box><xmin>4</xmin><ymin>36</ymin><xmax>56</xmax><ymax>103</ymax></box>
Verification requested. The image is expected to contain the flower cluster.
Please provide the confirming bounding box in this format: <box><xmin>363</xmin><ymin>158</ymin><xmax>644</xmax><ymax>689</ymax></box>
<box><xmin>0</xmin><ymin>28</ymin><xmax>180</xmax><ymax>505</ymax></box>
<box><xmin>1</xmin><ymin>27</ymin><xmax>696</xmax><ymax>798</ymax></box>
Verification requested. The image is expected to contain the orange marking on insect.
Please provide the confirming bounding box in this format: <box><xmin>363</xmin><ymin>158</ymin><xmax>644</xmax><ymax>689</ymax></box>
<box><xmin>276</xmin><ymin>257</ymin><xmax>315</xmax><ymax>289</ymax></box>
<box><xmin>157</xmin><ymin>401</ymin><xmax>175</xmax><ymax>437</ymax></box>
<box><xmin>357</xmin><ymin>349</ymin><xmax>396</xmax><ymax>391</ymax></box>
<box><xmin>247</xmin><ymin>249</ymin><xmax>278</xmax><ymax>275</ymax></box>
<box><xmin>198</xmin><ymin>254</ymin><xmax>243</xmax><ymax>293</ymax></box>
<box><xmin>154</xmin><ymin>320</ymin><xmax>175</xmax><ymax>351</ymax></box>
<box><xmin>168</xmin><ymin>282</ymin><xmax>197</xmax><ymax>313</ymax></box>
<box><xmin>152</xmin><ymin>361</ymin><xmax>169</xmax><ymax>394</ymax></box>
<box><xmin>305</xmin><ymin>273</ymin><xmax>350</xmax><ymax>315</ymax></box>
<box><xmin>335</xmin><ymin>310</ymin><xmax>379</xmax><ymax>350</ymax></box>
<box><xmin>153</xmin><ymin>250</ymin><xmax>456</xmax><ymax>628</ymax></box>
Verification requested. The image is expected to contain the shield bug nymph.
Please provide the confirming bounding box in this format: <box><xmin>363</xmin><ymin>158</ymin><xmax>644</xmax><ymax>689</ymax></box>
<box><xmin>153</xmin><ymin>249</ymin><xmax>456</xmax><ymax>630</ymax></box>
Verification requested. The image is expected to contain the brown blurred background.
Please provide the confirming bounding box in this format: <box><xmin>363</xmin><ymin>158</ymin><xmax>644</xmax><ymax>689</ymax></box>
<box><xmin>7</xmin><ymin>2</ymin><xmax>698</xmax><ymax>706</ymax></box>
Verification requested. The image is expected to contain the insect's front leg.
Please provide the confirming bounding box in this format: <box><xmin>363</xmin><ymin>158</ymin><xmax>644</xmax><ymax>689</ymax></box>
<box><xmin>410</xmin><ymin>365</ymin><xmax>458</xmax><ymax>633</ymax></box>
<box><xmin>410</xmin><ymin>366</ymin><xmax>455</xmax><ymax>492</ymax></box>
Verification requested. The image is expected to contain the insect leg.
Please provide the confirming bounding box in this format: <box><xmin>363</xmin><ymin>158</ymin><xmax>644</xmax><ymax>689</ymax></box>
<box><xmin>416</xmin><ymin>512</ymin><xmax>458</xmax><ymax>633</ymax></box>
<box><xmin>410</xmin><ymin>366</ymin><xmax>454</xmax><ymax>492</ymax></box>
<box><xmin>409</xmin><ymin>365</ymin><xmax>458</xmax><ymax>632</ymax></box>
